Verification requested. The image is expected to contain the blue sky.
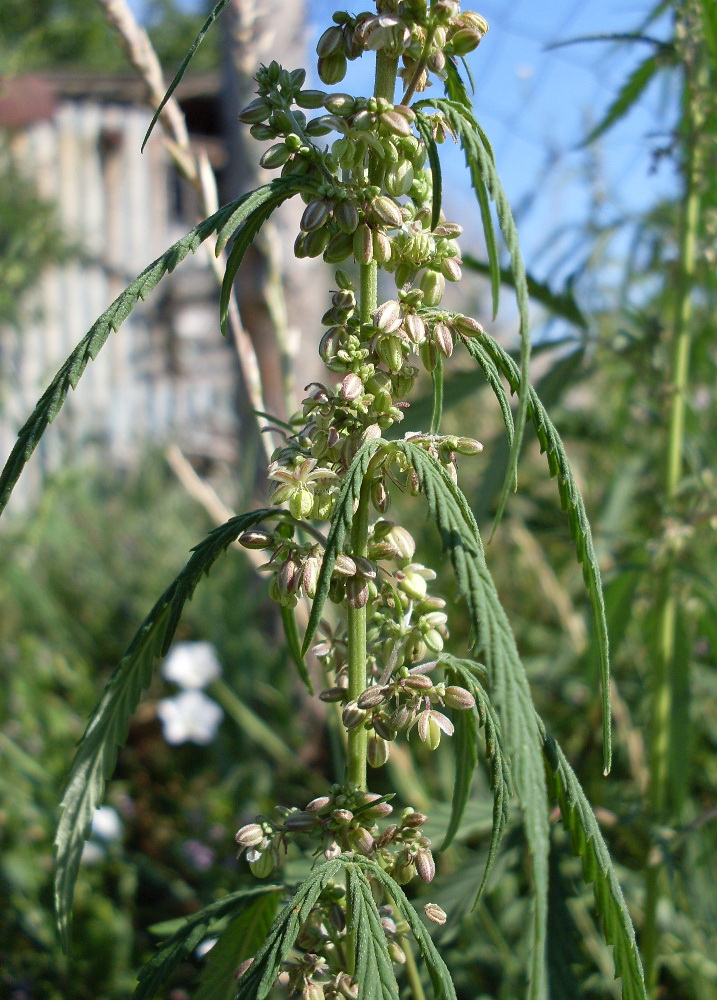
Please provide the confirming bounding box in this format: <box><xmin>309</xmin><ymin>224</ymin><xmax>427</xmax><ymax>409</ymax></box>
<box><xmin>129</xmin><ymin>1</ymin><xmax>678</xmax><ymax>296</ymax></box>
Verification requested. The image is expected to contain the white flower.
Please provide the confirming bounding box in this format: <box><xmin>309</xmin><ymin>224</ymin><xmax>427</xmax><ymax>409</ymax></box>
<box><xmin>91</xmin><ymin>805</ymin><xmax>123</xmax><ymax>841</ymax></box>
<box><xmin>195</xmin><ymin>938</ymin><xmax>218</xmax><ymax>959</ymax></box>
<box><xmin>162</xmin><ymin>641</ymin><xmax>222</xmax><ymax>690</ymax></box>
<box><xmin>157</xmin><ymin>690</ymin><xmax>223</xmax><ymax>745</ymax></box>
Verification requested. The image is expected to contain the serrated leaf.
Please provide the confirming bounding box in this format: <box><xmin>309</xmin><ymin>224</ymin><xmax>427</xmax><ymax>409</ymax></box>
<box><xmin>438</xmin><ymin>687</ymin><xmax>478</xmax><ymax>853</ymax></box>
<box><xmin>234</xmin><ymin>859</ymin><xmax>343</xmax><ymax>1000</ymax></box>
<box><xmin>219</xmin><ymin>181</ymin><xmax>304</xmax><ymax>334</ymax></box>
<box><xmin>462</xmin><ymin>254</ymin><xmax>589</xmax><ymax>331</ymax></box>
<box><xmin>351</xmin><ymin>857</ymin><xmax>457</xmax><ymax>1000</ymax></box>
<box><xmin>55</xmin><ymin>508</ymin><xmax>278</xmax><ymax>948</ymax></box>
<box><xmin>134</xmin><ymin>885</ymin><xmax>280</xmax><ymax>1000</ymax></box>
<box><xmin>444</xmin><ymin>58</ymin><xmax>473</xmax><ymax>110</ymax></box>
<box><xmin>301</xmin><ymin>440</ymin><xmax>382</xmax><ymax>655</ymax></box>
<box><xmin>348</xmin><ymin>867</ymin><xmax>400</xmax><ymax>1000</ymax></box>
<box><xmin>391</xmin><ymin>443</ymin><xmax>549</xmax><ymax>999</ymax></box>
<box><xmin>465</xmin><ymin>334</ymin><xmax>612</xmax><ymax>774</ymax></box>
<box><xmin>414</xmin><ymin>113</ymin><xmax>443</xmax><ymax>230</ymax></box>
<box><xmin>540</xmin><ymin>724</ymin><xmax>648</xmax><ymax>1000</ymax></box>
<box><xmin>582</xmin><ymin>54</ymin><xmax>660</xmax><ymax>146</ymax></box>
<box><xmin>280</xmin><ymin>604</ymin><xmax>314</xmax><ymax>695</ymax></box>
<box><xmin>438</xmin><ymin>655</ymin><xmax>512</xmax><ymax>902</ymax></box>
<box><xmin>0</xmin><ymin>188</ymin><xmax>292</xmax><ymax>520</ymax></box>
<box><xmin>142</xmin><ymin>0</ymin><xmax>233</xmax><ymax>151</ymax></box>
<box><xmin>195</xmin><ymin>893</ymin><xmax>279</xmax><ymax>1000</ymax></box>
<box><xmin>414</xmin><ymin>98</ymin><xmax>530</xmax><ymax>534</ymax></box>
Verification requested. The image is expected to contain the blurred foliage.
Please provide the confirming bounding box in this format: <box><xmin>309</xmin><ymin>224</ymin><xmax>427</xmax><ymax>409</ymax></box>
<box><xmin>0</xmin><ymin>0</ymin><xmax>219</xmax><ymax>75</ymax></box>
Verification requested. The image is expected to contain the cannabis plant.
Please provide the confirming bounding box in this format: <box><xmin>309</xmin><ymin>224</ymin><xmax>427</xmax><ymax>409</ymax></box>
<box><xmin>0</xmin><ymin>2</ymin><xmax>649</xmax><ymax>998</ymax></box>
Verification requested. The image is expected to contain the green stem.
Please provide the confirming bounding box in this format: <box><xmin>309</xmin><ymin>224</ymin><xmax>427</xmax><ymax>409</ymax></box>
<box><xmin>430</xmin><ymin>354</ymin><xmax>443</xmax><ymax>434</ymax></box>
<box><xmin>402</xmin><ymin>937</ymin><xmax>428</xmax><ymax>1000</ymax></box>
<box><xmin>643</xmin><ymin>45</ymin><xmax>702</xmax><ymax>996</ymax></box>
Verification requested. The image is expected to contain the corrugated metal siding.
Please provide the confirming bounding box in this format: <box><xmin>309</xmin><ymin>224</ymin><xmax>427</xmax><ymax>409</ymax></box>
<box><xmin>0</xmin><ymin>98</ymin><xmax>240</xmax><ymax>510</ymax></box>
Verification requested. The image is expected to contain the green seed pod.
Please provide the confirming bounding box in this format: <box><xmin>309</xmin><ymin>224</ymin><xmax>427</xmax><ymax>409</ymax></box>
<box><xmin>376</xmin><ymin>334</ymin><xmax>403</xmax><ymax>373</ymax></box>
<box><xmin>281</xmin><ymin>154</ymin><xmax>311</xmax><ymax>177</ymax></box>
<box><xmin>419</xmin><ymin>340</ymin><xmax>438</xmax><ymax>372</ymax></box>
<box><xmin>451</xmin><ymin>314</ymin><xmax>484</xmax><ymax>338</ymax></box>
<box><xmin>304</xmin><ymin>116</ymin><xmax>334</xmax><ymax>137</ymax></box>
<box><xmin>394</xmin><ymin>261</ymin><xmax>416</xmax><ymax>288</ymax></box>
<box><xmin>323</xmin><ymin>231</ymin><xmax>354</xmax><ymax>263</ymax></box>
<box><xmin>353</xmin><ymin>223</ymin><xmax>374</xmax><ymax>264</ymax></box>
<box><xmin>296</xmin><ymin>88</ymin><xmax>327</xmax><ymax>109</ymax></box>
<box><xmin>370</xmin><ymin>195</ymin><xmax>403</xmax><ymax>229</ymax></box>
<box><xmin>289</xmin><ymin>487</ymin><xmax>314</xmax><ymax>520</ymax></box>
<box><xmin>238</xmin><ymin>97</ymin><xmax>272</xmax><ymax>124</ymax></box>
<box><xmin>300</xmin><ymin>197</ymin><xmax>332</xmax><ymax>232</ymax></box>
<box><xmin>454</xmin><ymin>436</ymin><xmax>484</xmax><ymax>456</ymax></box>
<box><xmin>380</xmin><ymin>109</ymin><xmax>413</xmax><ymax>137</ymax></box>
<box><xmin>385</xmin><ymin>159</ymin><xmax>415</xmax><ymax>197</ymax></box>
<box><xmin>448</xmin><ymin>27</ymin><xmax>485</xmax><ymax>56</ymax></box>
<box><xmin>248</xmin><ymin>850</ymin><xmax>276</xmax><ymax>879</ymax></box>
<box><xmin>334</xmin><ymin>198</ymin><xmax>360</xmax><ymax>234</ymax></box>
<box><xmin>441</xmin><ymin>256</ymin><xmax>462</xmax><ymax>281</ymax></box>
<box><xmin>367</xmin><ymin>733</ymin><xmax>390</xmax><ymax>768</ymax></box>
<box><xmin>316</xmin><ymin>25</ymin><xmax>344</xmax><ymax>57</ymax></box>
<box><xmin>426</xmin><ymin>717</ymin><xmax>442</xmax><ymax>751</ymax></box>
<box><xmin>312</xmin><ymin>492</ymin><xmax>335</xmax><ymax>521</ymax></box>
<box><xmin>393</xmin><ymin>860</ymin><xmax>416</xmax><ymax>885</ymax></box>
<box><xmin>318</xmin><ymin>52</ymin><xmax>348</xmax><ymax>85</ymax></box>
<box><xmin>420</xmin><ymin>269</ymin><xmax>446</xmax><ymax>307</ymax></box>
<box><xmin>304</xmin><ymin>226</ymin><xmax>331</xmax><ymax>258</ymax></box>
<box><xmin>249</xmin><ymin>123</ymin><xmax>277</xmax><ymax>141</ymax></box>
<box><xmin>423</xmin><ymin>628</ymin><xmax>444</xmax><ymax>654</ymax></box>
<box><xmin>324</xmin><ymin>92</ymin><xmax>356</xmax><ymax>116</ymax></box>
<box><xmin>433</xmin><ymin>321</ymin><xmax>454</xmax><ymax>358</ymax></box>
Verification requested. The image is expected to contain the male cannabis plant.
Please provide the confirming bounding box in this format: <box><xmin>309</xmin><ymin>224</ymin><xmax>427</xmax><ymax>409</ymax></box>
<box><xmin>0</xmin><ymin>2</ymin><xmax>650</xmax><ymax>998</ymax></box>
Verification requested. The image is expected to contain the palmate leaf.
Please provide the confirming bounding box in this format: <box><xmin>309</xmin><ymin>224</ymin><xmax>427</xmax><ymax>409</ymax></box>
<box><xmin>352</xmin><ymin>857</ymin><xmax>457</xmax><ymax>1000</ymax></box>
<box><xmin>438</xmin><ymin>655</ymin><xmax>512</xmax><ymax>903</ymax></box>
<box><xmin>392</xmin><ymin>442</ymin><xmax>549</xmax><ymax>1000</ymax></box>
<box><xmin>135</xmin><ymin>885</ymin><xmax>280</xmax><ymax>1000</ymax></box>
<box><xmin>142</xmin><ymin>0</ymin><xmax>233</xmax><ymax>151</ymax></box>
<box><xmin>301</xmin><ymin>440</ymin><xmax>382</xmax><ymax>654</ymax></box>
<box><xmin>348</xmin><ymin>867</ymin><xmax>400</xmax><ymax>1000</ymax></box>
<box><xmin>0</xmin><ymin>180</ymin><xmax>303</xmax><ymax>519</ymax></box>
<box><xmin>194</xmin><ymin>892</ymin><xmax>280</xmax><ymax>1000</ymax></box>
<box><xmin>55</xmin><ymin>508</ymin><xmax>279</xmax><ymax>947</ymax></box>
<box><xmin>464</xmin><ymin>334</ymin><xmax>612</xmax><ymax>774</ymax></box>
<box><xmin>540</xmin><ymin>725</ymin><xmax>648</xmax><ymax>1000</ymax></box>
<box><xmin>414</xmin><ymin>97</ymin><xmax>530</xmax><ymax>533</ymax></box>
<box><xmin>234</xmin><ymin>859</ymin><xmax>343</xmax><ymax>1000</ymax></box>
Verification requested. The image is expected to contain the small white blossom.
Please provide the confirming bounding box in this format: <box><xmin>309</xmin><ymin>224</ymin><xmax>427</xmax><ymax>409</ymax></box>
<box><xmin>162</xmin><ymin>641</ymin><xmax>222</xmax><ymax>690</ymax></box>
<box><xmin>91</xmin><ymin>805</ymin><xmax>123</xmax><ymax>841</ymax></box>
<box><xmin>157</xmin><ymin>690</ymin><xmax>223</xmax><ymax>745</ymax></box>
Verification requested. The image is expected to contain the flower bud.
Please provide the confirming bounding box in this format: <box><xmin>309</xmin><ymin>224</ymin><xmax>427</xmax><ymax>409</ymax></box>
<box><xmin>420</xmin><ymin>269</ymin><xmax>446</xmax><ymax>307</ymax></box>
<box><xmin>385</xmin><ymin>159</ymin><xmax>414</xmax><ymax>197</ymax></box>
<box><xmin>374</xmin><ymin>299</ymin><xmax>402</xmax><ymax>333</ymax></box>
<box><xmin>318</xmin><ymin>52</ymin><xmax>348</xmax><ymax>85</ymax></box>
<box><xmin>404</xmin><ymin>312</ymin><xmax>426</xmax><ymax>345</ymax></box>
<box><xmin>235</xmin><ymin>957</ymin><xmax>254</xmax><ymax>980</ymax></box>
<box><xmin>441</xmin><ymin>256</ymin><xmax>462</xmax><ymax>281</ymax></box>
<box><xmin>332</xmin><ymin>808</ymin><xmax>354</xmax><ymax>824</ymax></box>
<box><xmin>335</xmin><ymin>198</ymin><xmax>360</xmax><ymax>234</ymax></box>
<box><xmin>239</xmin><ymin>529</ymin><xmax>274</xmax><ymax>549</ymax></box>
<box><xmin>391</xmin><ymin>704</ymin><xmax>413</xmax><ymax>730</ymax></box>
<box><xmin>302</xmin><ymin>983</ymin><xmax>325</xmax><ymax>1000</ymax></box>
<box><xmin>307</xmin><ymin>796</ymin><xmax>331</xmax><ymax>812</ymax></box>
<box><xmin>235</xmin><ymin>823</ymin><xmax>265</xmax><ymax>848</ymax></box>
<box><xmin>423</xmin><ymin>903</ymin><xmax>447</xmax><ymax>925</ymax></box>
<box><xmin>316</xmin><ymin>25</ymin><xmax>344</xmax><ymax>57</ymax></box>
<box><xmin>451</xmin><ymin>314</ymin><xmax>484</xmax><ymax>338</ymax></box>
<box><xmin>334</xmin><ymin>553</ymin><xmax>357</xmax><ymax>576</ymax></box>
<box><xmin>370</xmin><ymin>195</ymin><xmax>403</xmax><ymax>229</ymax></box>
<box><xmin>284</xmin><ymin>810</ymin><xmax>315</xmax><ymax>832</ymax></box>
<box><xmin>448</xmin><ymin>27</ymin><xmax>485</xmax><ymax>56</ymax></box>
<box><xmin>433</xmin><ymin>321</ymin><xmax>454</xmax><ymax>358</ymax></box>
<box><xmin>357</xmin><ymin>685</ymin><xmax>389</xmax><ymax>710</ymax></box>
<box><xmin>444</xmin><ymin>685</ymin><xmax>476</xmax><ymax>710</ymax></box>
<box><xmin>248</xmin><ymin>850</ymin><xmax>276</xmax><ymax>878</ymax></box>
<box><xmin>402</xmin><ymin>810</ymin><xmax>428</xmax><ymax>828</ymax></box>
<box><xmin>380</xmin><ymin>109</ymin><xmax>412</xmax><ymax>137</ymax></box>
<box><xmin>304</xmin><ymin>227</ymin><xmax>331</xmax><ymax>258</ymax></box>
<box><xmin>324</xmin><ymin>92</ymin><xmax>356</xmax><ymax>116</ymax></box>
<box><xmin>346</xmin><ymin>576</ymin><xmax>370</xmax><ymax>608</ymax></box>
<box><xmin>260</xmin><ymin>143</ymin><xmax>291</xmax><ymax>169</ymax></box>
<box><xmin>375</xmin><ymin>824</ymin><xmax>399</xmax><ymax>849</ymax></box>
<box><xmin>387</xmin><ymin>525</ymin><xmax>416</xmax><ymax>560</ymax></box>
<box><xmin>296</xmin><ymin>89</ymin><xmax>327</xmax><ymax>109</ymax></box>
<box><xmin>353</xmin><ymin>223</ymin><xmax>374</xmax><ymax>264</ymax></box>
<box><xmin>301</xmin><ymin>198</ymin><xmax>332</xmax><ymax>233</ymax></box>
<box><xmin>302</xmin><ymin>555</ymin><xmax>320</xmax><ymax>598</ymax></box>
<box><xmin>371</xmin><ymin>478</ymin><xmax>391</xmax><ymax>513</ymax></box>
<box><xmin>348</xmin><ymin>826</ymin><xmax>375</xmax><ymax>855</ymax></box>
<box><xmin>323</xmin><ymin>231</ymin><xmax>354</xmax><ymax>263</ymax></box>
<box><xmin>420</xmin><ymin>340</ymin><xmax>438</xmax><ymax>372</ymax></box>
<box><xmin>387</xmin><ymin>941</ymin><xmax>407</xmax><ymax>964</ymax></box>
<box><xmin>342</xmin><ymin>701</ymin><xmax>367</xmax><ymax>730</ymax></box>
<box><xmin>341</xmin><ymin>372</ymin><xmax>364</xmax><ymax>401</ymax></box>
<box><xmin>393</xmin><ymin>860</ymin><xmax>415</xmax><ymax>884</ymax></box>
<box><xmin>415</xmin><ymin>848</ymin><xmax>436</xmax><ymax>883</ymax></box>
<box><xmin>238</xmin><ymin>97</ymin><xmax>272</xmax><ymax>124</ymax></box>
<box><xmin>367</xmin><ymin>733</ymin><xmax>390</xmax><ymax>768</ymax></box>
<box><xmin>289</xmin><ymin>487</ymin><xmax>314</xmax><ymax>520</ymax></box>
<box><xmin>372</xmin><ymin>713</ymin><xmax>397</xmax><ymax>742</ymax></box>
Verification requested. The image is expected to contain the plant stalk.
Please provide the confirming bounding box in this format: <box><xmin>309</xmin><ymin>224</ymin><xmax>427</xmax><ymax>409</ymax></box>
<box><xmin>402</xmin><ymin>937</ymin><xmax>428</xmax><ymax>1000</ymax></box>
<box><xmin>642</xmin><ymin>42</ymin><xmax>703</xmax><ymax>996</ymax></box>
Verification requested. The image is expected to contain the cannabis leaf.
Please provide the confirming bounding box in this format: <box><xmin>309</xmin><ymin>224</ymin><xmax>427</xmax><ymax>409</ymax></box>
<box><xmin>438</xmin><ymin>655</ymin><xmax>512</xmax><ymax>903</ymax></box>
<box><xmin>348</xmin><ymin>866</ymin><xmax>401</xmax><ymax>1000</ymax></box>
<box><xmin>541</xmin><ymin>724</ymin><xmax>648</xmax><ymax>1000</ymax></box>
<box><xmin>0</xmin><ymin>180</ymin><xmax>303</xmax><ymax>519</ymax></box>
<box><xmin>465</xmin><ymin>333</ymin><xmax>612</xmax><ymax>774</ymax></box>
<box><xmin>352</xmin><ymin>857</ymin><xmax>457</xmax><ymax>1000</ymax></box>
<box><xmin>194</xmin><ymin>893</ymin><xmax>280</xmax><ymax>1000</ymax></box>
<box><xmin>134</xmin><ymin>885</ymin><xmax>280</xmax><ymax>1000</ymax></box>
<box><xmin>142</xmin><ymin>0</ymin><xmax>233</xmax><ymax>150</ymax></box>
<box><xmin>414</xmin><ymin>112</ymin><xmax>443</xmax><ymax>230</ymax></box>
<box><xmin>234</xmin><ymin>859</ymin><xmax>343</xmax><ymax>1000</ymax></box>
<box><xmin>55</xmin><ymin>508</ymin><xmax>279</xmax><ymax>947</ymax></box>
<box><xmin>301</xmin><ymin>440</ymin><xmax>382</xmax><ymax>654</ymax></box>
<box><xmin>414</xmin><ymin>97</ymin><xmax>531</xmax><ymax>532</ymax></box>
<box><xmin>393</xmin><ymin>442</ymin><xmax>549</xmax><ymax>999</ymax></box>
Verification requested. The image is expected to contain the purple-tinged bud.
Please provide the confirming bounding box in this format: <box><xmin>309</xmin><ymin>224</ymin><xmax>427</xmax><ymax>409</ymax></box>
<box><xmin>357</xmin><ymin>685</ymin><xmax>390</xmax><ymax>709</ymax></box>
<box><xmin>342</xmin><ymin>701</ymin><xmax>367</xmax><ymax>730</ymax></box>
<box><xmin>370</xmin><ymin>196</ymin><xmax>403</xmax><ymax>229</ymax></box>
<box><xmin>346</xmin><ymin>577</ymin><xmax>370</xmax><ymax>608</ymax></box>
<box><xmin>441</xmin><ymin>256</ymin><xmax>462</xmax><ymax>282</ymax></box>
<box><xmin>415</xmin><ymin>848</ymin><xmax>436</xmax><ymax>883</ymax></box>
<box><xmin>334</xmin><ymin>553</ymin><xmax>357</xmax><ymax>576</ymax></box>
<box><xmin>332</xmin><ymin>808</ymin><xmax>354</xmax><ymax>824</ymax></box>
<box><xmin>307</xmin><ymin>796</ymin><xmax>331</xmax><ymax>812</ymax></box>
<box><xmin>363</xmin><ymin>800</ymin><xmax>393</xmax><ymax>819</ymax></box>
<box><xmin>354</xmin><ymin>556</ymin><xmax>376</xmax><ymax>579</ymax></box>
<box><xmin>423</xmin><ymin>903</ymin><xmax>447</xmax><ymax>925</ymax></box>
<box><xmin>371</xmin><ymin>478</ymin><xmax>391</xmax><ymax>513</ymax></box>
<box><xmin>316</xmin><ymin>25</ymin><xmax>344</xmax><ymax>57</ymax></box>
<box><xmin>235</xmin><ymin>823</ymin><xmax>264</xmax><ymax>848</ymax></box>
<box><xmin>444</xmin><ymin>685</ymin><xmax>476</xmax><ymax>710</ymax></box>
<box><xmin>402</xmin><ymin>674</ymin><xmax>433</xmax><ymax>692</ymax></box>
<box><xmin>374</xmin><ymin>299</ymin><xmax>403</xmax><ymax>333</ymax></box>
<box><xmin>324</xmin><ymin>839</ymin><xmax>342</xmax><ymax>860</ymax></box>
<box><xmin>433</xmin><ymin>321</ymin><xmax>454</xmax><ymax>358</ymax></box>
<box><xmin>349</xmin><ymin>826</ymin><xmax>375</xmax><ymax>855</ymax></box>
<box><xmin>372</xmin><ymin>713</ymin><xmax>397</xmax><ymax>742</ymax></box>
<box><xmin>452</xmin><ymin>314</ymin><xmax>484</xmax><ymax>338</ymax></box>
<box><xmin>320</xmin><ymin>686</ymin><xmax>347</xmax><ymax>703</ymax></box>
<box><xmin>284</xmin><ymin>810</ymin><xmax>315</xmax><ymax>832</ymax></box>
<box><xmin>375</xmin><ymin>824</ymin><xmax>399</xmax><ymax>849</ymax></box>
<box><xmin>433</xmin><ymin>221</ymin><xmax>463</xmax><ymax>238</ymax></box>
<box><xmin>372</xmin><ymin>228</ymin><xmax>392</xmax><ymax>264</ymax></box>
<box><xmin>239</xmin><ymin>530</ymin><xmax>274</xmax><ymax>549</ymax></box>
<box><xmin>300</xmin><ymin>198</ymin><xmax>331</xmax><ymax>233</ymax></box>
<box><xmin>380</xmin><ymin>109</ymin><xmax>412</xmax><ymax>137</ymax></box>
<box><xmin>341</xmin><ymin>372</ymin><xmax>364</xmax><ymax>400</ymax></box>
<box><xmin>387</xmin><ymin>941</ymin><xmax>407</xmax><ymax>964</ymax></box>
<box><xmin>391</xmin><ymin>704</ymin><xmax>413</xmax><ymax>730</ymax></box>
<box><xmin>404</xmin><ymin>312</ymin><xmax>426</xmax><ymax>345</ymax></box>
<box><xmin>402</xmin><ymin>810</ymin><xmax>428</xmax><ymax>828</ymax></box>
<box><xmin>302</xmin><ymin>555</ymin><xmax>320</xmax><ymax>598</ymax></box>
